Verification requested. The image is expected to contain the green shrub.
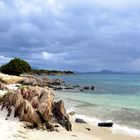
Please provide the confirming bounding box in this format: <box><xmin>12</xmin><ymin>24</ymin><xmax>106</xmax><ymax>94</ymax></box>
<box><xmin>0</xmin><ymin>58</ymin><xmax>31</xmax><ymax>76</ymax></box>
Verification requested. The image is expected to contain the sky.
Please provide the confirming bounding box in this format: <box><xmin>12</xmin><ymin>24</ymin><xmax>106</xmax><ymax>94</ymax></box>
<box><xmin>0</xmin><ymin>0</ymin><xmax>140</xmax><ymax>72</ymax></box>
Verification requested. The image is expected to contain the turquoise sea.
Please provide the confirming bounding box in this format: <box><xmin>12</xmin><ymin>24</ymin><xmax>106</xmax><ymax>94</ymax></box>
<box><xmin>49</xmin><ymin>74</ymin><xmax>140</xmax><ymax>137</ymax></box>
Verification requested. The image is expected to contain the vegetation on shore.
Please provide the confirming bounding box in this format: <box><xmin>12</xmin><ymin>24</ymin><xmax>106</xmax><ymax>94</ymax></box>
<box><xmin>29</xmin><ymin>69</ymin><xmax>74</xmax><ymax>75</ymax></box>
<box><xmin>0</xmin><ymin>58</ymin><xmax>31</xmax><ymax>76</ymax></box>
<box><xmin>0</xmin><ymin>58</ymin><xmax>74</xmax><ymax>76</ymax></box>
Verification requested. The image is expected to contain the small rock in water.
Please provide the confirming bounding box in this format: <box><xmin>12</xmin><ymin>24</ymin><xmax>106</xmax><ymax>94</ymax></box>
<box><xmin>75</xmin><ymin>118</ymin><xmax>87</xmax><ymax>124</ymax></box>
<box><xmin>69</xmin><ymin>111</ymin><xmax>76</xmax><ymax>116</ymax></box>
<box><xmin>80</xmin><ymin>89</ymin><xmax>84</xmax><ymax>92</ymax></box>
<box><xmin>53</xmin><ymin>87</ymin><xmax>63</xmax><ymax>90</ymax></box>
<box><xmin>64</xmin><ymin>87</ymin><xmax>74</xmax><ymax>90</ymax></box>
<box><xmin>91</xmin><ymin>86</ymin><xmax>94</xmax><ymax>90</ymax></box>
<box><xmin>98</xmin><ymin>122</ymin><xmax>113</xmax><ymax>127</ymax></box>
<box><xmin>83</xmin><ymin>87</ymin><xmax>90</xmax><ymax>90</ymax></box>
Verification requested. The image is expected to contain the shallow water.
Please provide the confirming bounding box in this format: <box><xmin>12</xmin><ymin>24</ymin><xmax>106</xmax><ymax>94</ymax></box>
<box><xmin>49</xmin><ymin>74</ymin><xmax>140</xmax><ymax>136</ymax></box>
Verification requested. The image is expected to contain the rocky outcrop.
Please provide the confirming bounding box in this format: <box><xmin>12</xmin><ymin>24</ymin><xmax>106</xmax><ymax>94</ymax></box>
<box><xmin>21</xmin><ymin>77</ymin><xmax>64</xmax><ymax>87</ymax></box>
<box><xmin>0</xmin><ymin>73</ymin><xmax>24</xmax><ymax>84</ymax></box>
<box><xmin>0</xmin><ymin>73</ymin><xmax>95</xmax><ymax>93</ymax></box>
<box><xmin>0</xmin><ymin>86</ymin><xmax>72</xmax><ymax>131</ymax></box>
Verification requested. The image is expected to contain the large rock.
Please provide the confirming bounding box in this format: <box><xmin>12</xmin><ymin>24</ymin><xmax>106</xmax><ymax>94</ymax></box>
<box><xmin>1</xmin><ymin>91</ymin><xmax>42</xmax><ymax>127</ymax></box>
<box><xmin>53</xmin><ymin>100</ymin><xmax>72</xmax><ymax>131</ymax></box>
<box><xmin>19</xmin><ymin>100</ymin><xmax>43</xmax><ymax>127</ymax></box>
<box><xmin>0</xmin><ymin>73</ymin><xmax>24</xmax><ymax>84</ymax></box>
<box><xmin>0</xmin><ymin>86</ymin><xmax>71</xmax><ymax>131</ymax></box>
<box><xmin>38</xmin><ymin>90</ymin><xmax>54</xmax><ymax>121</ymax></box>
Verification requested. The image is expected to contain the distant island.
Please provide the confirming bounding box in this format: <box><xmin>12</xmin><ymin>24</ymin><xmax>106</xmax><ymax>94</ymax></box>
<box><xmin>79</xmin><ymin>69</ymin><xmax>140</xmax><ymax>75</ymax></box>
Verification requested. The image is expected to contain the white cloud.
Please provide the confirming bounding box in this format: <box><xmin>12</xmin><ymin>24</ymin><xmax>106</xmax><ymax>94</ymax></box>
<box><xmin>31</xmin><ymin>51</ymin><xmax>67</xmax><ymax>61</ymax></box>
<box><xmin>42</xmin><ymin>51</ymin><xmax>66</xmax><ymax>61</ymax></box>
<box><xmin>0</xmin><ymin>55</ymin><xmax>12</xmax><ymax>65</ymax></box>
<box><xmin>42</xmin><ymin>51</ymin><xmax>55</xmax><ymax>60</ymax></box>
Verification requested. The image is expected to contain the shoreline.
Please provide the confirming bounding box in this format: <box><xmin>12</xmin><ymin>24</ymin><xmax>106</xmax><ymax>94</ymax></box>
<box><xmin>0</xmin><ymin>108</ymin><xmax>139</xmax><ymax>140</ymax></box>
<box><xmin>54</xmin><ymin>91</ymin><xmax>140</xmax><ymax>138</ymax></box>
<box><xmin>70</xmin><ymin>113</ymin><xmax>140</xmax><ymax>138</ymax></box>
<box><xmin>26</xmin><ymin>116</ymin><xmax>140</xmax><ymax>140</ymax></box>
<box><xmin>0</xmin><ymin>73</ymin><xmax>140</xmax><ymax>140</ymax></box>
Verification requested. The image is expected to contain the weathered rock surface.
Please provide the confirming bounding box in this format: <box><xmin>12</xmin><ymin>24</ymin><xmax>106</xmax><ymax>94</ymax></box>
<box><xmin>0</xmin><ymin>73</ymin><xmax>24</xmax><ymax>84</ymax></box>
<box><xmin>21</xmin><ymin>77</ymin><xmax>64</xmax><ymax>87</ymax></box>
<box><xmin>0</xmin><ymin>86</ymin><xmax>72</xmax><ymax>131</ymax></box>
<box><xmin>53</xmin><ymin>100</ymin><xmax>72</xmax><ymax>131</ymax></box>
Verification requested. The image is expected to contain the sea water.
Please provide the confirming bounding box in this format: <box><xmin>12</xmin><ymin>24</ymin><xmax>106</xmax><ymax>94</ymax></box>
<box><xmin>49</xmin><ymin>74</ymin><xmax>140</xmax><ymax>137</ymax></box>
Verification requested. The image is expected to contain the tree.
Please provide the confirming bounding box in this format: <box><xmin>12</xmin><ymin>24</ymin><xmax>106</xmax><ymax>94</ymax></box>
<box><xmin>0</xmin><ymin>58</ymin><xmax>31</xmax><ymax>76</ymax></box>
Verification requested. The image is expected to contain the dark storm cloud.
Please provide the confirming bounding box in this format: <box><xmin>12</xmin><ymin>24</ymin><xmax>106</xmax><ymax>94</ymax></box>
<box><xmin>0</xmin><ymin>0</ymin><xmax>140</xmax><ymax>71</ymax></box>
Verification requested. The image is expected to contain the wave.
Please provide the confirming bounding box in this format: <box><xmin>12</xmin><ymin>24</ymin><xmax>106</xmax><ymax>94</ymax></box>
<box><xmin>67</xmin><ymin>108</ymin><xmax>140</xmax><ymax>137</ymax></box>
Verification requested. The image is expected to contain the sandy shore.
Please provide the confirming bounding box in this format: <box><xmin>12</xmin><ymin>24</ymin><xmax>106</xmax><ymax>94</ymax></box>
<box><xmin>0</xmin><ymin>108</ymin><xmax>28</xmax><ymax>140</ymax></box>
<box><xmin>1</xmin><ymin>106</ymin><xmax>139</xmax><ymax>140</ymax></box>
<box><xmin>26</xmin><ymin>117</ymin><xmax>140</xmax><ymax>140</ymax></box>
<box><xmin>0</xmin><ymin>102</ymin><xmax>140</xmax><ymax>140</ymax></box>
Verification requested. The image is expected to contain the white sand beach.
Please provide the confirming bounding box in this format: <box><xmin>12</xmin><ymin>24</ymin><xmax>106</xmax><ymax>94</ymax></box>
<box><xmin>0</xmin><ymin>108</ymin><xmax>27</xmax><ymax>140</ymax></box>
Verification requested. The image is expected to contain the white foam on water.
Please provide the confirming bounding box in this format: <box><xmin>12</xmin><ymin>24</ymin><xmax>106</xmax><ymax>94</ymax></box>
<box><xmin>112</xmin><ymin>124</ymin><xmax>140</xmax><ymax>137</ymax></box>
<box><xmin>67</xmin><ymin>108</ymin><xmax>140</xmax><ymax>138</ymax></box>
